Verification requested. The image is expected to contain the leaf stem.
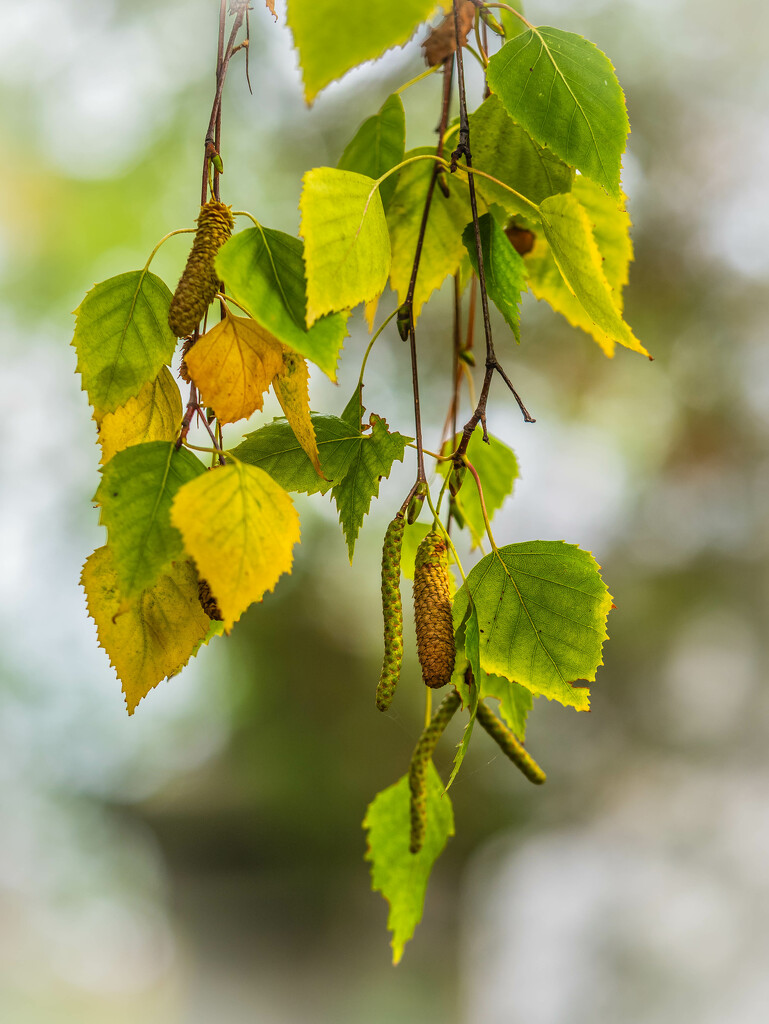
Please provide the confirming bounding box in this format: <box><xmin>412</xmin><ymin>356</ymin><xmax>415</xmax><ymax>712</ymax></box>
<box><xmin>463</xmin><ymin>457</ymin><xmax>498</xmax><ymax>553</ymax></box>
<box><xmin>477</xmin><ymin>1</ymin><xmax>534</xmax><ymax>32</ymax></box>
<box><xmin>394</xmin><ymin>64</ymin><xmax>441</xmax><ymax>94</ymax></box>
<box><xmin>141</xmin><ymin>228</ymin><xmax>197</xmax><ymax>274</ymax></box>
<box><xmin>357</xmin><ymin>307</ymin><xmax>399</xmax><ymax>389</ymax></box>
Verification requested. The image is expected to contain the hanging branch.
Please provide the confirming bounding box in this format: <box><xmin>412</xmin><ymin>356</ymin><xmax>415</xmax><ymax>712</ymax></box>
<box><xmin>400</xmin><ymin>57</ymin><xmax>455</xmax><ymax>497</ymax></box>
<box><xmin>179</xmin><ymin>2</ymin><xmax>247</xmax><ymax>459</ymax></box>
<box><xmin>201</xmin><ymin>0</ymin><xmax>248</xmax><ymax>204</ymax></box>
<box><xmin>449</xmin><ymin>0</ymin><xmax>534</xmax><ymax>467</ymax></box>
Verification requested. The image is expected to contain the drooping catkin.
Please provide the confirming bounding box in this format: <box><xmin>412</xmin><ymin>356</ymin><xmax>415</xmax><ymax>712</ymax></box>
<box><xmin>168</xmin><ymin>200</ymin><xmax>234</xmax><ymax>338</ymax></box>
<box><xmin>413</xmin><ymin>530</ymin><xmax>455</xmax><ymax>689</ymax></box>
<box><xmin>409</xmin><ymin>689</ymin><xmax>461</xmax><ymax>854</ymax></box>
<box><xmin>475</xmin><ymin>699</ymin><xmax>546</xmax><ymax>785</ymax></box>
<box><xmin>375</xmin><ymin>515</ymin><xmax>405</xmax><ymax>712</ymax></box>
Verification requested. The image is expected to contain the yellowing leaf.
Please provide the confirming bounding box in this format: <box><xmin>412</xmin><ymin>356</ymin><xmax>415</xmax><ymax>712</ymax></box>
<box><xmin>81</xmin><ymin>546</ymin><xmax>211</xmax><ymax>715</ymax></box>
<box><xmin>97</xmin><ymin>366</ymin><xmax>183</xmax><ymax>465</ymax></box>
<box><xmin>387</xmin><ymin>147</ymin><xmax>478</xmax><ymax>320</ymax></box>
<box><xmin>170</xmin><ymin>461</ymin><xmax>300</xmax><ymax>631</ymax></box>
<box><xmin>287</xmin><ymin>0</ymin><xmax>439</xmax><ymax>103</ymax></box>
<box><xmin>185</xmin><ymin>311</ymin><xmax>285</xmax><ymax>424</ymax></box>
<box><xmin>272</xmin><ymin>349</ymin><xmax>323</xmax><ymax>479</ymax></box>
<box><xmin>300</xmin><ymin>167</ymin><xmax>391</xmax><ymax>326</ymax></box>
<box><xmin>525</xmin><ymin>176</ymin><xmax>634</xmax><ymax>353</ymax></box>
<box><xmin>539</xmin><ymin>192</ymin><xmax>648</xmax><ymax>358</ymax></box>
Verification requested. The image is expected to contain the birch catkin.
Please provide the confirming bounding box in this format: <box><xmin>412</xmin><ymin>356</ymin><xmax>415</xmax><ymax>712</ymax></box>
<box><xmin>475</xmin><ymin>699</ymin><xmax>547</xmax><ymax>785</ymax></box>
<box><xmin>168</xmin><ymin>200</ymin><xmax>234</xmax><ymax>338</ymax></box>
<box><xmin>413</xmin><ymin>530</ymin><xmax>455</xmax><ymax>689</ymax></box>
<box><xmin>409</xmin><ymin>689</ymin><xmax>461</xmax><ymax>853</ymax></box>
<box><xmin>375</xmin><ymin>515</ymin><xmax>405</xmax><ymax>712</ymax></box>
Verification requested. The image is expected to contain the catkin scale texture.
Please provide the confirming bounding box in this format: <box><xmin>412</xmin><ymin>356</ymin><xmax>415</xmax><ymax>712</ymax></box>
<box><xmin>168</xmin><ymin>201</ymin><xmax>234</xmax><ymax>338</ymax></box>
<box><xmin>376</xmin><ymin>516</ymin><xmax>405</xmax><ymax>712</ymax></box>
<box><xmin>408</xmin><ymin>689</ymin><xmax>461</xmax><ymax>853</ymax></box>
<box><xmin>475</xmin><ymin>699</ymin><xmax>546</xmax><ymax>785</ymax></box>
<box><xmin>413</xmin><ymin>530</ymin><xmax>455</xmax><ymax>689</ymax></box>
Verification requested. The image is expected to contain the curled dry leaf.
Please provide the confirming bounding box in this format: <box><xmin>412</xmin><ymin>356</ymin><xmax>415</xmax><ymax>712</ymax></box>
<box><xmin>422</xmin><ymin>1</ymin><xmax>475</xmax><ymax>67</ymax></box>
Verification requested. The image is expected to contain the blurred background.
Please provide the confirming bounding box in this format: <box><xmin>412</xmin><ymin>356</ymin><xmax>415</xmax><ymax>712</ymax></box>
<box><xmin>2</xmin><ymin>0</ymin><xmax>768</xmax><ymax>1020</ymax></box>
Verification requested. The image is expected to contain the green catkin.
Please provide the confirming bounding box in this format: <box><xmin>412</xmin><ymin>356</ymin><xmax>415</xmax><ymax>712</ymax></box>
<box><xmin>409</xmin><ymin>689</ymin><xmax>461</xmax><ymax>854</ymax></box>
<box><xmin>413</xmin><ymin>530</ymin><xmax>455</xmax><ymax>689</ymax></box>
<box><xmin>475</xmin><ymin>699</ymin><xmax>547</xmax><ymax>785</ymax></box>
<box><xmin>168</xmin><ymin>200</ymin><xmax>234</xmax><ymax>338</ymax></box>
<box><xmin>375</xmin><ymin>515</ymin><xmax>405</xmax><ymax>712</ymax></box>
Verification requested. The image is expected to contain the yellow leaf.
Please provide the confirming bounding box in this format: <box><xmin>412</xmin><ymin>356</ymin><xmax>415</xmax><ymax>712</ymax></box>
<box><xmin>97</xmin><ymin>366</ymin><xmax>183</xmax><ymax>465</ymax></box>
<box><xmin>538</xmin><ymin>191</ymin><xmax>649</xmax><ymax>358</ymax></box>
<box><xmin>185</xmin><ymin>310</ymin><xmax>284</xmax><ymax>424</ymax></box>
<box><xmin>364</xmin><ymin>296</ymin><xmax>379</xmax><ymax>332</ymax></box>
<box><xmin>81</xmin><ymin>546</ymin><xmax>211</xmax><ymax>715</ymax></box>
<box><xmin>272</xmin><ymin>349</ymin><xmax>324</xmax><ymax>479</ymax></box>
<box><xmin>526</xmin><ymin>177</ymin><xmax>635</xmax><ymax>356</ymax></box>
<box><xmin>170</xmin><ymin>461</ymin><xmax>300</xmax><ymax>631</ymax></box>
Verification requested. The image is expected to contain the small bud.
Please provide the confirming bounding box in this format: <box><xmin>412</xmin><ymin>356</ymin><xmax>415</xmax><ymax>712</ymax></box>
<box><xmin>396</xmin><ymin>304</ymin><xmax>411</xmax><ymax>341</ymax></box>
<box><xmin>211</xmin><ymin>152</ymin><xmax>224</xmax><ymax>174</ymax></box>
<box><xmin>406</xmin><ymin>483</ymin><xmax>426</xmax><ymax>525</ymax></box>
<box><xmin>458</xmin><ymin>348</ymin><xmax>475</xmax><ymax>366</ymax></box>
<box><xmin>449</xmin><ymin>461</ymin><xmax>466</xmax><ymax>497</ymax></box>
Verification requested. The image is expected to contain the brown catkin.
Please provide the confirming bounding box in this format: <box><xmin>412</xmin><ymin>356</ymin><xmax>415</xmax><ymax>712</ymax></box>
<box><xmin>475</xmin><ymin>699</ymin><xmax>546</xmax><ymax>785</ymax></box>
<box><xmin>408</xmin><ymin>689</ymin><xmax>461</xmax><ymax>854</ymax></box>
<box><xmin>168</xmin><ymin>200</ymin><xmax>234</xmax><ymax>338</ymax></box>
<box><xmin>197</xmin><ymin>577</ymin><xmax>223</xmax><ymax>622</ymax></box>
<box><xmin>375</xmin><ymin>516</ymin><xmax>405</xmax><ymax>712</ymax></box>
<box><xmin>413</xmin><ymin>530</ymin><xmax>455</xmax><ymax>689</ymax></box>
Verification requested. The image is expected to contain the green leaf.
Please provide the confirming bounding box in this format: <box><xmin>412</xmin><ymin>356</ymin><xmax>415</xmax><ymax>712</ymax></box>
<box><xmin>233</xmin><ymin>399</ymin><xmax>411</xmax><ymax>559</ymax></box>
<box><xmin>452</xmin><ymin>540</ymin><xmax>612</xmax><ymax>710</ymax></box>
<box><xmin>387</xmin><ymin>147</ymin><xmax>479</xmax><ymax>319</ymax></box>
<box><xmin>231</xmin><ymin>414</ymin><xmax>364</xmax><ymax>496</ymax></box>
<box><xmin>469</xmin><ymin>95</ymin><xmax>572</xmax><ymax>220</ymax></box>
<box><xmin>332</xmin><ymin>412</ymin><xmax>411</xmax><ymax>560</ymax></box>
<box><xmin>288</xmin><ymin>0</ymin><xmax>439</xmax><ymax>103</ymax></box>
<box><xmin>486</xmin><ymin>27</ymin><xmax>629</xmax><ymax>200</ymax></box>
<box><xmin>525</xmin><ymin>175</ymin><xmax>634</xmax><ymax>353</ymax></box>
<box><xmin>300</xmin><ymin>168</ymin><xmax>391</xmax><ymax>326</ymax></box>
<box><xmin>216</xmin><ymin>227</ymin><xmax>348</xmax><ymax>380</ymax></box>
<box><xmin>480</xmin><ymin>675</ymin><xmax>532</xmax><ymax>740</ymax></box>
<box><xmin>337</xmin><ymin>93</ymin><xmax>406</xmax><ymax>210</ymax></box>
<box><xmin>94</xmin><ymin>441</ymin><xmax>206</xmax><ymax>601</ymax></box>
<box><xmin>363</xmin><ymin>763</ymin><xmax>454</xmax><ymax>965</ymax></box>
<box><xmin>72</xmin><ymin>270</ymin><xmax>178</xmax><ymax>415</ymax></box>
<box><xmin>462</xmin><ymin>213</ymin><xmax>527</xmax><ymax>342</ymax></box>
<box><xmin>539</xmin><ymin>192</ymin><xmax>648</xmax><ymax>357</ymax></box>
<box><xmin>438</xmin><ymin>430</ymin><xmax>519</xmax><ymax>548</ymax></box>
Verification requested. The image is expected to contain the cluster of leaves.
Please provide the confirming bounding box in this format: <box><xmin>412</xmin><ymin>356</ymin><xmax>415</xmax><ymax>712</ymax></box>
<box><xmin>72</xmin><ymin>0</ymin><xmax>646</xmax><ymax>961</ymax></box>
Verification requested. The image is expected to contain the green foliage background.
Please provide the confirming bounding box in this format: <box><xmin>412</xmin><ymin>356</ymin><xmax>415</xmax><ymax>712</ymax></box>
<box><xmin>2</xmin><ymin>0</ymin><xmax>769</xmax><ymax>1021</ymax></box>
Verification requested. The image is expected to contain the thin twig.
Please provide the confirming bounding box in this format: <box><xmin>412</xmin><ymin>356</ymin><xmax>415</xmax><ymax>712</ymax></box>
<box><xmin>403</xmin><ymin>58</ymin><xmax>455</xmax><ymax>485</ymax></box>
<box><xmin>450</xmin><ymin>0</ymin><xmax>534</xmax><ymax>459</ymax></box>
<box><xmin>201</xmin><ymin>3</ymin><xmax>246</xmax><ymax>204</ymax></box>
